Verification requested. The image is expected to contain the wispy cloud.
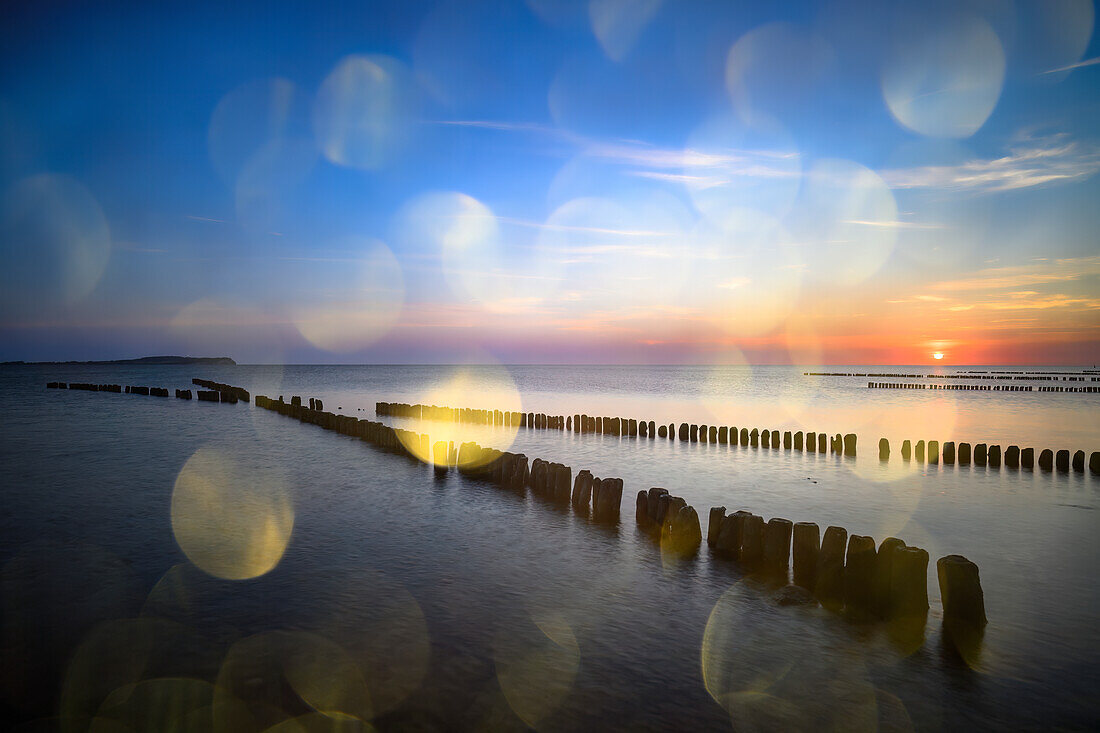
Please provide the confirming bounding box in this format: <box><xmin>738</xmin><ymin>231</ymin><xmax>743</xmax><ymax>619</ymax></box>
<box><xmin>882</xmin><ymin>133</ymin><xmax>1100</xmax><ymax>193</ymax></box>
<box><xmin>841</xmin><ymin>219</ymin><xmax>944</xmax><ymax>230</ymax></box>
<box><xmin>432</xmin><ymin>118</ymin><xmax>800</xmax><ymax>188</ymax></box>
<box><xmin>498</xmin><ymin>216</ymin><xmax>677</xmax><ymax>238</ymax></box>
<box><xmin>929</xmin><ymin>256</ymin><xmax>1100</xmax><ymax>291</ymax></box>
<box><xmin>1037</xmin><ymin>56</ymin><xmax>1100</xmax><ymax>75</ymax></box>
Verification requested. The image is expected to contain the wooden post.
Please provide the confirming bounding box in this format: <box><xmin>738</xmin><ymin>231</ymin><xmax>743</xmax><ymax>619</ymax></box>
<box><xmin>792</xmin><ymin>522</ymin><xmax>820</xmax><ymax>590</ymax></box>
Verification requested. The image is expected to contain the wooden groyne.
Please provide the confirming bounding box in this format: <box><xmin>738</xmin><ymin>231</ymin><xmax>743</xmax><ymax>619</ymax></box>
<box><xmin>48</xmin><ymin>380</ymin><xmax>991</xmax><ymax>657</ymax></box>
<box><xmin>809</xmin><ymin>371</ymin><xmax>1100</xmax><ymax>382</ymax></box>
<box><xmin>257</xmin><ymin>395</ymin><xmax>625</xmax><ymax>524</ymax></box>
<box><xmin>374</xmin><ymin>400</ymin><xmax>1099</xmax><ymax>476</ymax></box>
<box><xmin>46</xmin><ymin>381</ymin><xmax>241</xmax><ymax>405</ymax></box>
<box><xmin>192</xmin><ymin>379</ymin><xmax>250</xmax><ymax>402</ymax></box>
<box><xmin>704</xmin><ymin>506</ymin><xmax>983</xmax><ymax>653</ymax></box>
<box><xmin>869</xmin><ymin>381</ymin><xmax>1098</xmax><ymax>393</ymax></box>
<box><xmin>876</xmin><ymin>437</ymin><xmax>1096</xmax><ymax>475</ymax></box>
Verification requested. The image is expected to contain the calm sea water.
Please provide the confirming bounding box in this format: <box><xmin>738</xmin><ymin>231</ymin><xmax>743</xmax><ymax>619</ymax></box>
<box><xmin>1</xmin><ymin>364</ymin><xmax>1097</xmax><ymax>730</ymax></box>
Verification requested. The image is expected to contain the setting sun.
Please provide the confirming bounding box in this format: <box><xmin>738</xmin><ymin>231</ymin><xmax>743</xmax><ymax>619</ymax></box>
<box><xmin>933</xmin><ymin>352</ymin><xmax>944</xmax><ymax>360</ymax></box>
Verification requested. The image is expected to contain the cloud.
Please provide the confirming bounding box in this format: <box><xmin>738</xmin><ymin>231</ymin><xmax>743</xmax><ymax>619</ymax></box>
<box><xmin>1037</xmin><ymin>56</ymin><xmax>1100</xmax><ymax>75</ymax></box>
<box><xmin>929</xmin><ymin>255</ymin><xmax>1100</xmax><ymax>291</ymax></box>
<box><xmin>882</xmin><ymin>134</ymin><xmax>1100</xmax><ymax>193</ymax></box>
<box><xmin>499</xmin><ymin>216</ymin><xmax>678</xmax><ymax>238</ymax></box>
<box><xmin>840</xmin><ymin>219</ymin><xmax>943</xmax><ymax>230</ymax></box>
<box><xmin>431</xmin><ymin>118</ymin><xmax>799</xmax><ymax>187</ymax></box>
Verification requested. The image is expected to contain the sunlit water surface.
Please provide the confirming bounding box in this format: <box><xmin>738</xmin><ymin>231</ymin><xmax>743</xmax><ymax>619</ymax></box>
<box><xmin>1</xmin><ymin>365</ymin><xmax>1097</xmax><ymax>730</ymax></box>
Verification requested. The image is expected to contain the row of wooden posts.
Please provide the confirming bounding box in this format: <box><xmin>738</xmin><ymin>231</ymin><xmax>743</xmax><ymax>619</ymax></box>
<box><xmin>376</xmin><ymin>396</ymin><xmax>987</xmax><ymax>644</ymax></box>
<box><xmin>375</xmin><ymin>401</ymin><xmax>856</xmax><ymax>456</ymax></box>
<box><xmin>376</xmin><ymin>400</ymin><xmax>1100</xmax><ymax>476</ymax></box>
<box><xmin>698</xmin><ymin>507</ymin><xmax>985</xmax><ymax>636</ymax></box>
<box><xmin>870</xmin><ymin>381</ymin><xmax>1100</xmax><ymax>393</ymax></box>
<box><xmin>869</xmin><ymin>381</ymin><xmax>1044</xmax><ymax>391</ymax></box>
<box><xmin>47</xmin><ymin>382</ymin><xmax>990</xmax><ymax>654</ymax></box>
<box><xmin>191</xmin><ymin>379</ymin><xmax>250</xmax><ymax>402</ymax></box>
<box><xmin>809</xmin><ymin>371</ymin><xmax>1097</xmax><ymax>382</ymax></box>
<box><xmin>256</xmin><ymin>395</ymin><xmax>625</xmax><ymax>522</ymax></box>
<box><xmin>47</xmin><ymin>381</ymin><xmax>245</xmax><ymax>404</ymax></box>
<box><xmin>877</xmin><ymin>438</ymin><xmax>1099</xmax><ymax>475</ymax></box>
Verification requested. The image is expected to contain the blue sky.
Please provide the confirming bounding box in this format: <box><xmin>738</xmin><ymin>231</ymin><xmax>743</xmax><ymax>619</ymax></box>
<box><xmin>1</xmin><ymin>0</ymin><xmax>1098</xmax><ymax>363</ymax></box>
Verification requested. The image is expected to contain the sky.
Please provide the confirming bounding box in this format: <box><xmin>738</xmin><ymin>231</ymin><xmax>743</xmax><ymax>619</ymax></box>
<box><xmin>0</xmin><ymin>0</ymin><xmax>1098</xmax><ymax>365</ymax></box>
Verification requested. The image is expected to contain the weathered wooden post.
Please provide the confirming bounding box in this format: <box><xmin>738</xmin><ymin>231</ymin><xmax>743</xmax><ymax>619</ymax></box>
<box><xmin>915</xmin><ymin>440</ymin><xmax>925</xmax><ymax>462</ymax></box>
<box><xmin>1055</xmin><ymin>449</ymin><xmax>1069</xmax><ymax>472</ymax></box>
<box><xmin>763</xmin><ymin>518</ymin><xmax>793</xmax><ymax>575</ymax></box>
<box><xmin>1021</xmin><ymin>447</ymin><xmax>1034</xmax><ymax>469</ymax></box>
<box><xmin>943</xmin><ymin>441</ymin><xmax>955</xmax><ymax>465</ymax></box>
<box><xmin>794</xmin><ymin>431</ymin><xmax>803</xmax><ymax>450</ymax></box>
<box><xmin>772</xmin><ymin>430</ymin><xmax>781</xmax><ymax>449</ymax></box>
<box><xmin>988</xmin><ymin>445</ymin><xmax>1001</xmax><ymax>468</ymax></box>
<box><xmin>893</xmin><ymin>546</ymin><xmax>929</xmax><ymax>622</ymax></box>
<box><xmin>709</xmin><ymin>426</ymin><xmax>718</xmax><ymax>443</ymax></box>
<box><xmin>707</xmin><ymin>507</ymin><xmax>726</xmax><ymax>547</ymax></box>
<box><xmin>783</xmin><ymin>431</ymin><xmax>791</xmax><ymax>449</ymax></box>
<box><xmin>636</xmin><ymin>491</ymin><xmax>649</xmax><ymax>524</ymax></box>
<box><xmin>1072</xmin><ymin>450</ymin><xmax>1084</xmax><ymax>473</ymax></box>
<box><xmin>816</xmin><ymin>526</ymin><xmax>848</xmax><ymax>611</ymax></box>
<box><xmin>843</xmin><ymin>434</ymin><xmax>856</xmax><ymax>457</ymax></box>
<box><xmin>648</xmin><ymin>421</ymin><xmax>656</xmax><ymax>439</ymax></box>
<box><xmin>792</xmin><ymin>522</ymin><xmax>819</xmax><ymax>590</ymax></box>
<box><xmin>1038</xmin><ymin>449</ymin><xmax>1053</xmax><ymax>471</ymax></box>
<box><xmin>658</xmin><ymin>424</ymin><xmax>668</xmax><ymax>438</ymax></box>
<box><xmin>719</xmin><ymin>426</ymin><xmax>729</xmax><ymax>444</ymax></box>
<box><xmin>938</xmin><ymin>554</ymin><xmax>986</xmax><ymax>627</ymax></box>
<box><xmin>740</xmin><ymin>514</ymin><xmax>765</xmax><ymax>571</ymax></box>
<box><xmin>1005</xmin><ymin>445</ymin><xmax>1020</xmax><ymax>468</ymax></box>
<box><xmin>938</xmin><ymin>554</ymin><xmax>987</xmax><ymax>659</ymax></box>
<box><xmin>740</xmin><ymin>428</ymin><xmax>749</xmax><ymax>446</ymax></box>
<box><xmin>1090</xmin><ymin>452</ymin><xmax>1099</xmax><ymax>475</ymax></box>
<box><xmin>761</xmin><ymin>429</ymin><xmax>770</xmax><ymax>448</ymax></box>
<box><xmin>879</xmin><ymin>438</ymin><xmax>890</xmax><ymax>460</ymax></box>
<box><xmin>974</xmin><ymin>443</ymin><xmax>987</xmax><ymax>467</ymax></box>
<box><xmin>573</xmin><ymin>470</ymin><xmax>593</xmax><ymax>510</ymax></box>
<box><xmin>928</xmin><ymin>440</ymin><xmax>939</xmax><ymax>464</ymax></box>
<box><xmin>818</xmin><ymin>433</ymin><xmax>827</xmax><ymax>453</ymax></box>
<box><xmin>750</xmin><ymin>428</ymin><xmax>759</xmax><ymax>447</ymax></box>
<box><xmin>901</xmin><ymin>440</ymin><xmax>911</xmax><ymax>460</ymax></box>
<box><xmin>715</xmin><ymin>510</ymin><xmax>752</xmax><ymax>560</ymax></box>
<box><xmin>958</xmin><ymin>443</ymin><xmax>971</xmax><ymax>466</ymax></box>
<box><xmin>690</xmin><ymin>424</ymin><xmax>699</xmax><ymax>442</ymax></box>
<box><xmin>874</xmin><ymin>538</ymin><xmax>906</xmax><ymax>619</ymax></box>
<box><xmin>844</xmin><ymin>535</ymin><xmax>877</xmax><ymax>616</ymax></box>
<box><xmin>679</xmin><ymin>423</ymin><xmax>689</xmax><ymax>441</ymax></box>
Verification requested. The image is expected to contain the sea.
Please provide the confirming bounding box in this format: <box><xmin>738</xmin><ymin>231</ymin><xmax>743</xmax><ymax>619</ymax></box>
<box><xmin>1</xmin><ymin>364</ymin><xmax>1097</xmax><ymax>730</ymax></box>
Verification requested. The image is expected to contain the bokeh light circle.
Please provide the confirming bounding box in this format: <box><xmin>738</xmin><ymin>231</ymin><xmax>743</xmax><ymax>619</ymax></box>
<box><xmin>396</xmin><ymin>191</ymin><xmax>506</xmax><ymax>308</ymax></box>
<box><xmin>881</xmin><ymin>15</ymin><xmax>1005</xmax><ymax>139</ymax></box>
<box><xmin>312</xmin><ymin>55</ymin><xmax>418</xmax><ymax>170</ymax></box>
<box><xmin>538</xmin><ymin>193</ymin><xmax>693</xmax><ymax>311</ymax></box>
<box><xmin>691</xmin><ymin>207</ymin><xmax>802</xmax><ymax>338</ymax></box>
<box><xmin>292</xmin><ymin>238</ymin><xmax>405</xmax><ymax>353</ymax></box>
<box><xmin>208</xmin><ymin>78</ymin><xmax>314</xmax><ymax>189</ymax></box>
<box><xmin>0</xmin><ymin>173</ymin><xmax>111</xmax><ymax>310</ymax></box>
<box><xmin>788</xmin><ymin>159</ymin><xmax>898</xmax><ymax>287</ymax></box>
<box><xmin>588</xmin><ymin>0</ymin><xmax>664</xmax><ymax>62</ymax></box>
<box><xmin>725</xmin><ymin>23</ymin><xmax>836</xmax><ymax>126</ymax></box>
<box><xmin>171</xmin><ymin>446</ymin><xmax>294</xmax><ymax>580</ymax></box>
<box><xmin>683</xmin><ymin>113</ymin><xmax>802</xmax><ymax>222</ymax></box>
<box><xmin>394</xmin><ymin>360</ymin><xmax>523</xmax><ymax>466</ymax></box>
<box><xmin>493</xmin><ymin>609</ymin><xmax>581</xmax><ymax>728</ymax></box>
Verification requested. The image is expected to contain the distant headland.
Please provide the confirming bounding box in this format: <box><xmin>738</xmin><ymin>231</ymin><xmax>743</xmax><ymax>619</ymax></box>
<box><xmin>1</xmin><ymin>356</ymin><xmax>236</xmax><ymax>366</ymax></box>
